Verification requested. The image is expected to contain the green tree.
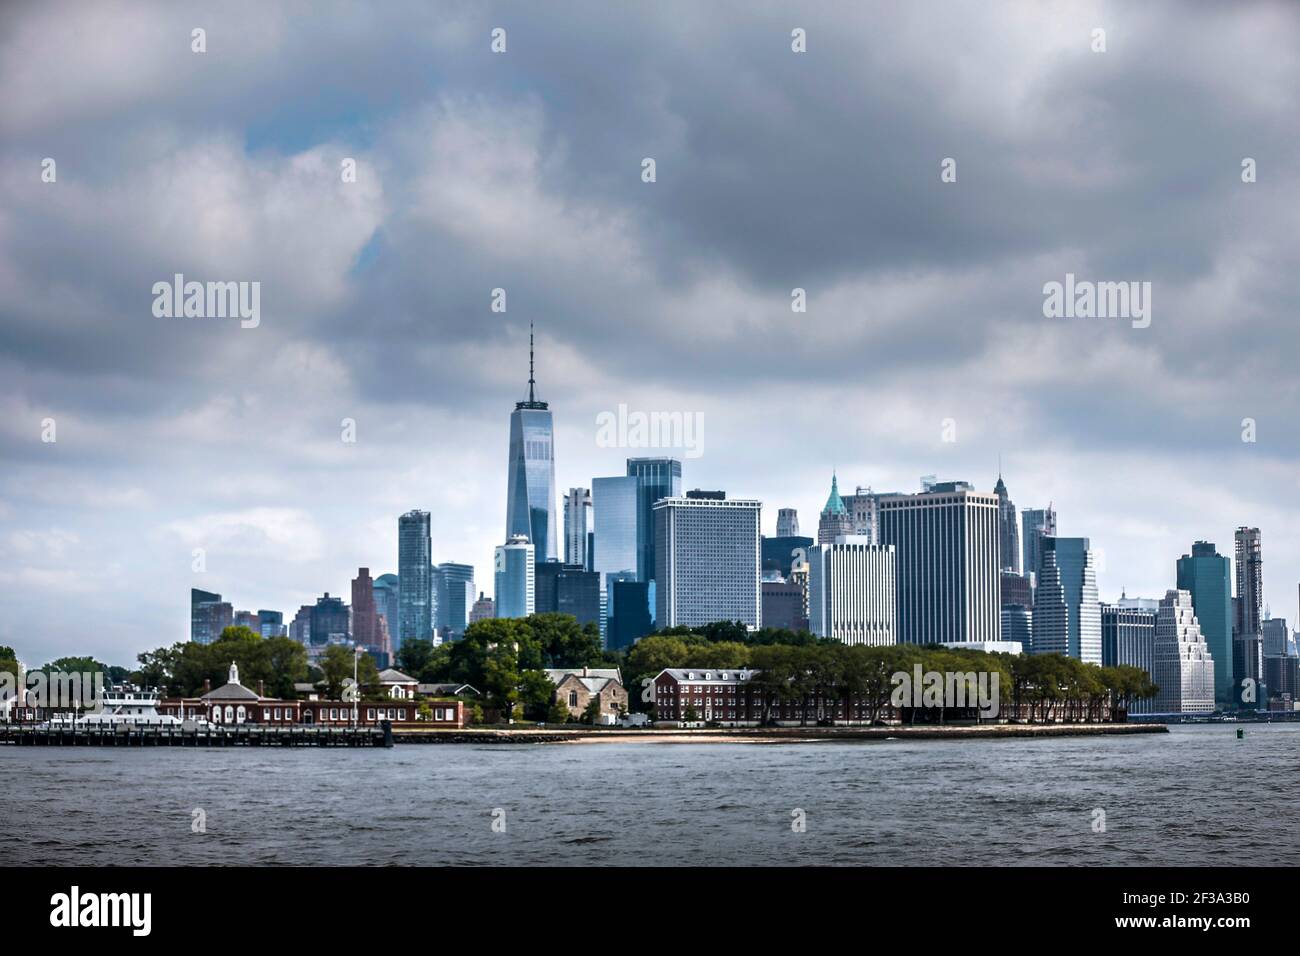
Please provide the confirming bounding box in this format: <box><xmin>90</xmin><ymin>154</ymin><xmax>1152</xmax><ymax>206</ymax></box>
<box><xmin>519</xmin><ymin>670</ymin><xmax>557</xmax><ymax>720</ymax></box>
<box><xmin>546</xmin><ymin>698</ymin><xmax>571</xmax><ymax>723</ymax></box>
<box><xmin>580</xmin><ymin>697</ymin><xmax>603</xmax><ymax>725</ymax></box>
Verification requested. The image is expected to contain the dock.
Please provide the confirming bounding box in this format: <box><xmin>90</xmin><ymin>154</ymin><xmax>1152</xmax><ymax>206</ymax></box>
<box><xmin>0</xmin><ymin>722</ymin><xmax>395</xmax><ymax>748</ymax></box>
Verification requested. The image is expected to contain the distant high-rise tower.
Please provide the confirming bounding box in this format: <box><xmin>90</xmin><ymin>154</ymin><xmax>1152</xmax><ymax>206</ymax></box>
<box><xmin>563</xmin><ymin>488</ymin><xmax>592</xmax><ymax>568</ymax></box>
<box><xmin>506</xmin><ymin>324</ymin><xmax>557</xmax><ymax>562</ymax></box>
<box><xmin>351</xmin><ymin>567</ymin><xmax>378</xmax><ymax>649</ymax></box>
<box><xmin>655</xmin><ymin>494</ymin><xmax>761</xmax><ymax>629</ymax></box>
<box><xmin>494</xmin><ymin>534</ymin><xmax>535</xmax><ymax>619</ymax></box>
<box><xmin>841</xmin><ymin>487</ymin><xmax>897</xmax><ymax>545</ymax></box>
<box><xmin>994</xmin><ymin>472</ymin><xmax>1020</xmax><ymax>573</ymax></box>
<box><xmin>1234</xmin><ymin>527</ymin><xmax>1263</xmax><ymax>639</ymax></box>
<box><xmin>1101</xmin><ymin>602</ymin><xmax>1157</xmax><ymax>714</ymax></box>
<box><xmin>1031</xmin><ymin>536</ymin><xmax>1101</xmax><ymax>663</ymax></box>
<box><xmin>807</xmin><ymin>537</ymin><xmax>896</xmax><ymax>646</ymax></box>
<box><xmin>817</xmin><ymin>473</ymin><xmax>855</xmax><ymax>545</ymax></box>
<box><xmin>398</xmin><ymin>510</ymin><xmax>432</xmax><ymax>648</ymax></box>
<box><xmin>190</xmin><ymin>588</ymin><xmax>231</xmax><ymax>645</ymax></box>
<box><xmin>373</xmin><ymin>574</ymin><xmax>400</xmax><ymax>654</ymax></box>
<box><xmin>1176</xmin><ymin>541</ymin><xmax>1234</xmax><ymax>708</ymax></box>
<box><xmin>1153</xmin><ymin>589</ymin><xmax>1215</xmax><ymax>714</ymax></box>
<box><xmin>1021</xmin><ymin>506</ymin><xmax>1057</xmax><ymax>581</ymax></box>
<box><xmin>436</xmin><ymin>562</ymin><xmax>475</xmax><ymax>642</ymax></box>
<box><xmin>627</xmin><ymin>457</ymin><xmax>683</xmax><ymax>584</ymax></box>
<box><xmin>776</xmin><ymin>508</ymin><xmax>800</xmax><ymax>538</ymax></box>
<box><xmin>876</xmin><ymin>482</ymin><xmax>1001</xmax><ymax>645</ymax></box>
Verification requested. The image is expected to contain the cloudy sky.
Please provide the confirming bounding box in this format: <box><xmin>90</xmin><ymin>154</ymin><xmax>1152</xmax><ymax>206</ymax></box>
<box><xmin>3</xmin><ymin>0</ymin><xmax>1299</xmax><ymax>666</ymax></box>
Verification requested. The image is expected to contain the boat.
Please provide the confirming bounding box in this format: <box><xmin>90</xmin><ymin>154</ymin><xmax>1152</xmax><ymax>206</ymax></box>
<box><xmin>40</xmin><ymin>687</ymin><xmax>210</xmax><ymax>730</ymax></box>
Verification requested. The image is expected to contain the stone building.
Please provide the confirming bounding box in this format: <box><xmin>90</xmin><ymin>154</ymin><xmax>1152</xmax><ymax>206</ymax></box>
<box><xmin>545</xmin><ymin>667</ymin><xmax>627</xmax><ymax>722</ymax></box>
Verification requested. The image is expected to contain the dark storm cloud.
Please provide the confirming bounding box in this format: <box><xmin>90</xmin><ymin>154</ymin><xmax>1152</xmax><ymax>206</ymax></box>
<box><xmin>2</xmin><ymin>0</ymin><xmax>1299</xmax><ymax>660</ymax></box>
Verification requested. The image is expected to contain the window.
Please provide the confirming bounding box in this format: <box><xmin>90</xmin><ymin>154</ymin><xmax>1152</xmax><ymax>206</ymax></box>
<box><xmin>568</xmin><ymin>691</ymin><xmax>578</xmax><ymax>707</ymax></box>
<box><xmin>367</xmin><ymin>708</ymin><xmax>375</xmax><ymax>720</ymax></box>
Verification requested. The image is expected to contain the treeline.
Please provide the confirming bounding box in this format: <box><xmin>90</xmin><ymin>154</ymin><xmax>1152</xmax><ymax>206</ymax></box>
<box><xmin>619</xmin><ymin>623</ymin><xmax>1158</xmax><ymax>722</ymax></box>
<box><xmin>395</xmin><ymin>613</ymin><xmax>607</xmax><ymax>720</ymax></box>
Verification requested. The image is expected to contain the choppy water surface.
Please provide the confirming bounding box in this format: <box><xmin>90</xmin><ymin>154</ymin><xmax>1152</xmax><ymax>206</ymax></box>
<box><xmin>1</xmin><ymin>724</ymin><xmax>1294</xmax><ymax>865</ymax></box>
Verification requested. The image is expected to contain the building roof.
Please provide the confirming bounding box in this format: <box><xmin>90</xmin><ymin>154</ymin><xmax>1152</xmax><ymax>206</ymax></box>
<box><xmin>201</xmin><ymin>662</ymin><xmax>262</xmax><ymax>701</ymax></box>
<box><xmin>822</xmin><ymin>473</ymin><xmax>846</xmax><ymax>515</ymax></box>
<box><xmin>543</xmin><ymin>666</ymin><xmax>622</xmax><ymax>685</ymax></box>
<box><xmin>418</xmin><ymin>682</ymin><xmax>480</xmax><ymax>697</ymax></box>
<box><xmin>377</xmin><ymin>668</ymin><xmax>416</xmax><ymax>684</ymax></box>
<box><xmin>201</xmin><ymin>682</ymin><xmax>261</xmax><ymax>701</ymax></box>
<box><xmin>658</xmin><ymin>668</ymin><xmax>757</xmax><ymax>684</ymax></box>
<box><xmin>554</xmin><ymin>674</ymin><xmax>619</xmax><ymax>694</ymax></box>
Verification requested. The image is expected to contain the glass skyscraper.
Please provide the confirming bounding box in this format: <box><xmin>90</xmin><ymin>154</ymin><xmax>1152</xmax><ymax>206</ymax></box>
<box><xmin>626</xmin><ymin>457</ymin><xmax>682</xmax><ymax>583</ymax></box>
<box><xmin>994</xmin><ymin>473</ymin><xmax>1020</xmax><ymax>573</ymax></box>
<box><xmin>592</xmin><ymin>476</ymin><xmax>639</xmax><ymax>585</ymax></box>
<box><xmin>506</xmin><ymin>326</ymin><xmax>557</xmax><ymax>562</ymax></box>
<box><xmin>1176</xmin><ymin>541</ymin><xmax>1234</xmax><ymax>708</ymax></box>
<box><xmin>494</xmin><ymin>535</ymin><xmax>535</xmax><ymax>619</ymax></box>
<box><xmin>593</xmin><ymin>475</ymin><xmax>640</xmax><ymax>642</ymax></box>
<box><xmin>373</xmin><ymin>573</ymin><xmax>400</xmax><ymax>651</ymax></box>
<box><xmin>398</xmin><ymin>510</ymin><xmax>432</xmax><ymax>648</ymax></box>
<box><xmin>1032</xmin><ymin>536</ymin><xmax>1102</xmax><ymax>664</ymax></box>
<box><xmin>1021</xmin><ymin>506</ymin><xmax>1057</xmax><ymax>582</ymax></box>
<box><xmin>436</xmin><ymin>562</ymin><xmax>475</xmax><ymax>641</ymax></box>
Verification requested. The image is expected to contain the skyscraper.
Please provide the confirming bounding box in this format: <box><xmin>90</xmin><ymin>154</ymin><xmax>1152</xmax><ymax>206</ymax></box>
<box><xmin>1021</xmin><ymin>506</ymin><xmax>1057</xmax><ymax>582</ymax></box>
<box><xmin>190</xmin><ymin>588</ymin><xmax>231</xmax><ymax>645</ymax></box>
<box><xmin>436</xmin><ymin>562</ymin><xmax>475</xmax><ymax>641</ymax></box>
<box><xmin>627</xmin><ymin>457</ymin><xmax>683</xmax><ymax>583</ymax></box>
<box><xmin>993</xmin><ymin>472</ymin><xmax>1020</xmax><ymax>573</ymax></box>
<box><xmin>256</xmin><ymin>610</ymin><xmax>285</xmax><ymax>638</ymax></box>
<box><xmin>607</xmin><ymin>578</ymin><xmax>653</xmax><ymax>650</ymax></box>
<box><xmin>563</xmin><ymin>487</ymin><xmax>592</xmax><ymax>568</ymax></box>
<box><xmin>817</xmin><ymin>472</ymin><xmax>855</xmax><ymax>545</ymax></box>
<box><xmin>310</xmin><ymin>593</ymin><xmax>349</xmax><ymax>646</ymax></box>
<box><xmin>841</xmin><ymin>487</ymin><xmax>898</xmax><ymax>544</ymax></box>
<box><xmin>594</xmin><ymin>475</ymin><xmax>644</xmax><ymax>641</ymax></box>
<box><xmin>876</xmin><ymin>482</ymin><xmax>1001</xmax><ymax>645</ymax></box>
<box><xmin>398</xmin><ymin>510</ymin><xmax>432</xmax><ymax>649</ymax></box>
<box><xmin>505</xmin><ymin>324</ymin><xmax>557</xmax><ymax>562</ymax></box>
<box><xmin>654</xmin><ymin>493</ymin><xmax>761</xmax><ymax>629</ymax></box>
<box><xmin>373</xmin><ymin>574</ymin><xmax>400</xmax><ymax>653</ymax></box>
<box><xmin>1176</xmin><ymin>541</ymin><xmax>1234</xmax><ymax>708</ymax></box>
<box><xmin>776</xmin><ymin>508</ymin><xmax>800</xmax><ymax>538</ymax></box>
<box><xmin>1153</xmin><ymin>589</ymin><xmax>1215</xmax><ymax>714</ymax></box>
<box><xmin>592</xmin><ymin>476</ymin><xmax>639</xmax><ymax>573</ymax></box>
<box><xmin>494</xmin><ymin>534</ymin><xmax>535</xmax><ymax>619</ymax></box>
<box><xmin>1234</xmin><ymin>527</ymin><xmax>1263</xmax><ymax>639</ymax></box>
<box><xmin>1101</xmin><ymin>602</ymin><xmax>1157</xmax><ymax>715</ymax></box>
<box><xmin>535</xmin><ymin>561</ymin><xmax>601</xmax><ymax>628</ymax></box>
<box><xmin>1031</xmin><ymin>536</ymin><xmax>1102</xmax><ymax>663</ymax></box>
<box><xmin>351</xmin><ymin>567</ymin><xmax>378</xmax><ymax>649</ymax></box>
<box><xmin>1233</xmin><ymin>527</ymin><xmax>1264</xmax><ymax>705</ymax></box>
<box><xmin>807</xmin><ymin>537</ymin><xmax>896</xmax><ymax>646</ymax></box>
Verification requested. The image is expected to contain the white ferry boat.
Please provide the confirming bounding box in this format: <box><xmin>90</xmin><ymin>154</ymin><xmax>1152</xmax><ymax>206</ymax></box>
<box><xmin>41</xmin><ymin>687</ymin><xmax>210</xmax><ymax>730</ymax></box>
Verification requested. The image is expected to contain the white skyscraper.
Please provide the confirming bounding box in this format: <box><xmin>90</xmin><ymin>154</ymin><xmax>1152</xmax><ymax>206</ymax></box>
<box><xmin>654</xmin><ymin>493</ymin><xmax>761</xmax><ymax>629</ymax></box>
<box><xmin>1153</xmin><ymin>589</ymin><xmax>1215</xmax><ymax>714</ymax></box>
<box><xmin>808</xmin><ymin>537</ymin><xmax>896</xmax><ymax>646</ymax></box>
<box><xmin>876</xmin><ymin>482</ymin><xmax>1001</xmax><ymax>645</ymax></box>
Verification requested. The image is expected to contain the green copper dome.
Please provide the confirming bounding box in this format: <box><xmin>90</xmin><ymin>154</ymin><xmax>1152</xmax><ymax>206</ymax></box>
<box><xmin>822</xmin><ymin>472</ymin><xmax>847</xmax><ymax>515</ymax></box>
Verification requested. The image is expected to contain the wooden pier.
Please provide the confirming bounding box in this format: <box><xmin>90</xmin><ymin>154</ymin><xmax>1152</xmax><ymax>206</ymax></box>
<box><xmin>0</xmin><ymin>721</ymin><xmax>394</xmax><ymax>748</ymax></box>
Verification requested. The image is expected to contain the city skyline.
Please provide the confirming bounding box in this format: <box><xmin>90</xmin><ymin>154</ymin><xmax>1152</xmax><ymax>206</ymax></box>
<box><xmin>4</xmin><ymin>2</ymin><xmax>1300</xmax><ymax>663</ymax></box>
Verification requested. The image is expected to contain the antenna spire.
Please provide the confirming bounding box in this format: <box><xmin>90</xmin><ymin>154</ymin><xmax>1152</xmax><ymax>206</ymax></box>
<box><xmin>528</xmin><ymin>321</ymin><xmax>536</xmax><ymax>403</ymax></box>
